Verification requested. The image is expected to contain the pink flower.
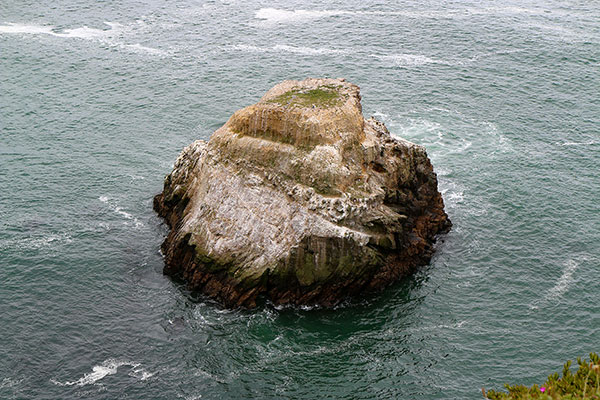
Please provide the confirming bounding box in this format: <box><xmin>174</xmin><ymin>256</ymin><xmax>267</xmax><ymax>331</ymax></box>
<box><xmin>540</xmin><ymin>387</ymin><xmax>546</xmax><ymax>393</ymax></box>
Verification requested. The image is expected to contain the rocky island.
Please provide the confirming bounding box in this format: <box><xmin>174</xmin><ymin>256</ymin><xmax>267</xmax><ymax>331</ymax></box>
<box><xmin>154</xmin><ymin>78</ymin><xmax>451</xmax><ymax>308</ymax></box>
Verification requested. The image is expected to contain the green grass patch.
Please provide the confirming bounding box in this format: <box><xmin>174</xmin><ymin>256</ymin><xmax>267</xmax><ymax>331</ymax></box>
<box><xmin>267</xmin><ymin>87</ymin><xmax>343</xmax><ymax>108</ymax></box>
<box><xmin>485</xmin><ymin>353</ymin><xmax>600</xmax><ymax>399</ymax></box>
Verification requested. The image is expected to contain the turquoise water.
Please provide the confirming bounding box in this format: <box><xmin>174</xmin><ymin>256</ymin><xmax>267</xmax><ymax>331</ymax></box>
<box><xmin>1</xmin><ymin>1</ymin><xmax>599</xmax><ymax>398</ymax></box>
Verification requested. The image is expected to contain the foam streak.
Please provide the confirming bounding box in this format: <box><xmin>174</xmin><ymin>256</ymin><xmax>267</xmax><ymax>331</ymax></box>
<box><xmin>51</xmin><ymin>359</ymin><xmax>153</xmax><ymax>387</ymax></box>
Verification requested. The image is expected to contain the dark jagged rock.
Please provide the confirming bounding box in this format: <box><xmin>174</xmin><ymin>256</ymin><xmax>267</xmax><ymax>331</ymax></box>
<box><xmin>154</xmin><ymin>78</ymin><xmax>451</xmax><ymax>308</ymax></box>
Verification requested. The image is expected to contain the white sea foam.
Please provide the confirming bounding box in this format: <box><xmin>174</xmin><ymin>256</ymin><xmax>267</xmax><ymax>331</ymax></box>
<box><xmin>0</xmin><ymin>233</ymin><xmax>72</xmax><ymax>251</ymax></box>
<box><xmin>129</xmin><ymin>366</ymin><xmax>155</xmax><ymax>381</ymax></box>
<box><xmin>225</xmin><ymin>44</ymin><xmax>266</xmax><ymax>53</ymax></box>
<box><xmin>412</xmin><ymin>320</ymin><xmax>467</xmax><ymax>332</ymax></box>
<box><xmin>547</xmin><ymin>260</ymin><xmax>578</xmax><ymax>300</ymax></box>
<box><xmin>255</xmin><ymin>8</ymin><xmax>350</xmax><ymax>23</ymax></box>
<box><xmin>51</xmin><ymin>359</ymin><xmax>153</xmax><ymax>387</ymax></box>
<box><xmin>0</xmin><ymin>377</ymin><xmax>23</xmax><ymax>389</ymax></box>
<box><xmin>0</xmin><ymin>22</ymin><xmax>120</xmax><ymax>39</ymax></box>
<box><xmin>446</xmin><ymin>139</ymin><xmax>473</xmax><ymax>155</ymax></box>
<box><xmin>530</xmin><ymin>259</ymin><xmax>579</xmax><ymax>309</ymax></box>
<box><xmin>120</xmin><ymin>43</ymin><xmax>166</xmax><ymax>55</ymax></box>
<box><xmin>254</xmin><ymin>7</ymin><xmax>440</xmax><ymax>23</ymax></box>
<box><xmin>97</xmin><ymin>222</ymin><xmax>111</xmax><ymax>231</ymax></box>
<box><xmin>52</xmin><ymin>360</ymin><xmax>130</xmax><ymax>386</ymax></box>
<box><xmin>254</xmin><ymin>6</ymin><xmax>580</xmax><ymax>25</ymax></box>
<box><xmin>465</xmin><ymin>6</ymin><xmax>546</xmax><ymax>16</ymax></box>
<box><xmin>447</xmin><ymin>191</ymin><xmax>464</xmax><ymax>203</ymax></box>
<box><xmin>370</xmin><ymin>53</ymin><xmax>439</xmax><ymax>67</ymax></box>
<box><xmin>127</xmin><ymin>174</ymin><xmax>145</xmax><ymax>180</ymax></box>
<box><xmin>275</xmin><ymin>44</ymin><xmax>347</xmax><ymax>55</ymax></box>
<box><xmin>439</xmin><ymin>180</ymin><xmax>466</xmax><ymax>210</ymax></box>
<box><xmin>435</xmin><ymin>167</ymin><xmax>450</xmax><ymax>177</ymax></box>
<box><xmin>115</xmin><ymin>207</ymin><xmax>134</xmax><ymax>220</ymax></box>
<box><xmin>226</xmin><ymin>44</ymin><xmax>348</xmax><ymax>56</ymax></box>
<box><xmin>99</xmin><ymin>196</ymin><xmax>143</xmax><ymax>228</ymax></box>
<box><xmin>54</xmin><ymin>23</ymin><xmax>121</xmax><ymax>39</ymax></box>
<box><xmin>0</xmin><ymin>24</ymin><xmax>55</xmax><ymax>34</ymax></box>
<box><xmin>480</xmin><ymin>121</ymin><xmax>513</xmax><ymax>153</ymax></box>
<box><xmin>559</xmin><ymin>140</ymin><xmax>598</xmax><ymax>146</ymax></box>
<box><xmin>390</xmin><ymin>118</ymin><xmax>441</xmax><ymax>143</ymax></box>
<box><xmin>0</xmin><ymin>22</ymin><xmax>164</xmax><ymax>56</ymax></box>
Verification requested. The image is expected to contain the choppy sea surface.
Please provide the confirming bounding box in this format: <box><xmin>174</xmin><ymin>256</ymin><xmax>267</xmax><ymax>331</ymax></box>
<box><xmin>1</xmin><ymin>0</ymin><xmax>599</xmax><ymax>398</ymax></box>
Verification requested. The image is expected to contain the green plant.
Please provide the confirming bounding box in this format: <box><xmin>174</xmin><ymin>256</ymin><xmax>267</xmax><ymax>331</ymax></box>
<box><xmin>484</xmin><ymin>353</ymin><xmax>600</xmax><ymax>400</ymax></box>
<box><xmin>267</xmin><ymin>87</ymin><xmax>343</xmax><ymax>107</ymax></box>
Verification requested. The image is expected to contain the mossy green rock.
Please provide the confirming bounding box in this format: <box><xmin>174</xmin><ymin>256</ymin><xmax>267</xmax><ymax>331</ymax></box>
<box><xmin>154</xmin><ymin>78</ymin><xmax>451</xmax><ymax>308</ymax></box>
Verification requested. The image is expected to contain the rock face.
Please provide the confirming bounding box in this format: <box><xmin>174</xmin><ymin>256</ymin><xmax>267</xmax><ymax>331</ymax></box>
<box><xmin>154</xmin><ymin>78</ymin><xmax>451</xmax><ymax>308</ymax></box>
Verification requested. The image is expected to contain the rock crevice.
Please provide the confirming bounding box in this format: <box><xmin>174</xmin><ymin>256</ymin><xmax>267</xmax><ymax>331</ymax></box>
<box><xmin>154</xmin><ymin>78</ymin><xmax>451</xmax><ymax>308</ymax></box>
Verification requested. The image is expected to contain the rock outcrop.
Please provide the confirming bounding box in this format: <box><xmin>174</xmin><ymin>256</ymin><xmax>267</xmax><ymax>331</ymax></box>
<box><xmin>154</xmin><ymin>78</ymin><xmax>451</xmax><ymax>308</ymax></box>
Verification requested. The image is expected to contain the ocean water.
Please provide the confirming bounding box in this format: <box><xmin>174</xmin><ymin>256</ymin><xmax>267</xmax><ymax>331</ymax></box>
<box><xmin>1</xmin><ymin>0</ymin><xmax>599</xmax><ymax>398</ymax></box>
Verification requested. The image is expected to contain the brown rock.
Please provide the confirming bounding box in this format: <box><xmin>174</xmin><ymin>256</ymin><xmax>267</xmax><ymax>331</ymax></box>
<box><xmin>154</xmin><ymin>78</ymin><xmax>451</xmax><ymax>308</ymax></box>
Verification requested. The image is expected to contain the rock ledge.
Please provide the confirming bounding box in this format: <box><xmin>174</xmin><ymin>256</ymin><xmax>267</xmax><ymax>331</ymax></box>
<box><xmin>154</xmin><ymin>78</ymin><xmax>451</xmax><ymax>308</ymax></box>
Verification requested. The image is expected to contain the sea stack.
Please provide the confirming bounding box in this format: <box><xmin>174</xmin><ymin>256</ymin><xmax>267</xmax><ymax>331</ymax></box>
<box><xmin>154</xmin><ymin>78</ymin><xmax>451</xmax><ymax>308</ymax></box>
